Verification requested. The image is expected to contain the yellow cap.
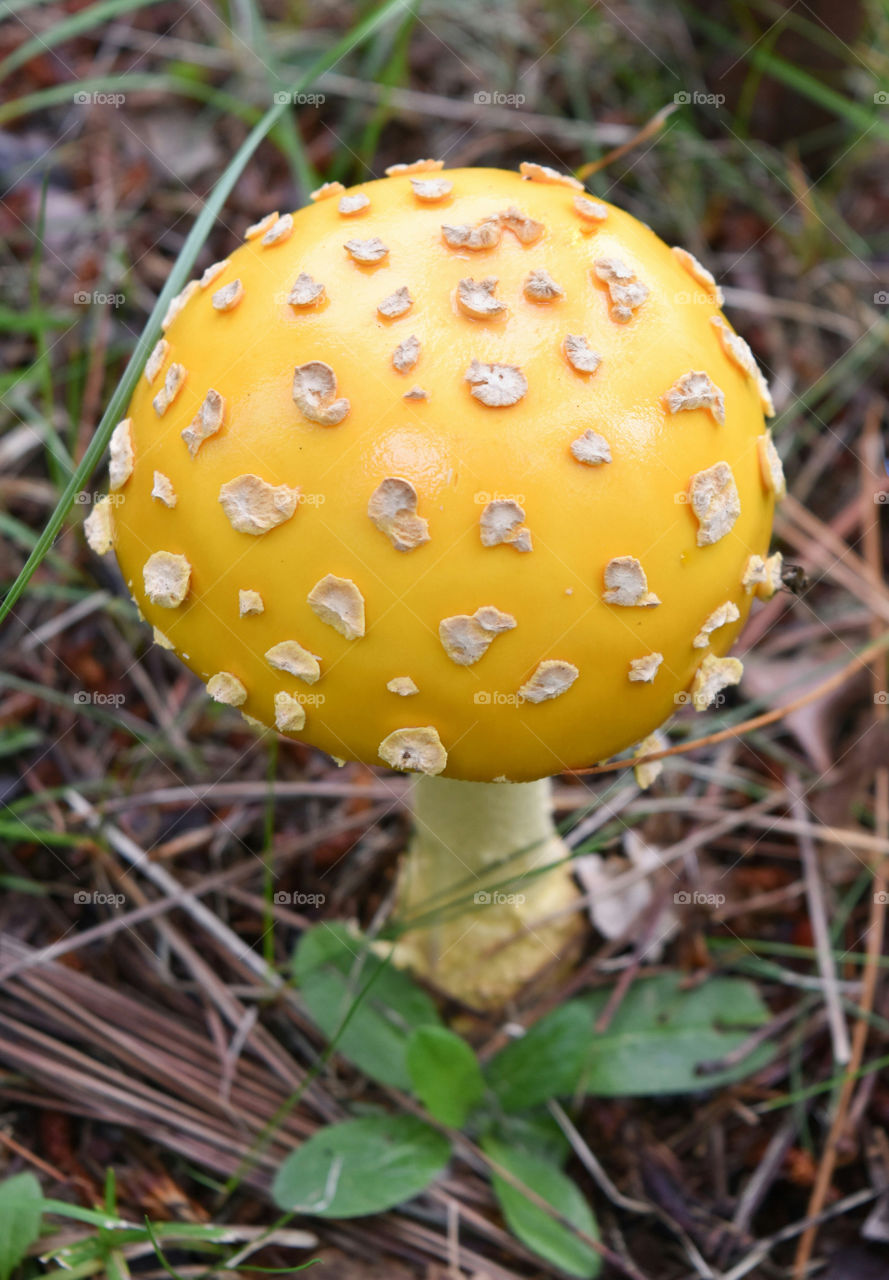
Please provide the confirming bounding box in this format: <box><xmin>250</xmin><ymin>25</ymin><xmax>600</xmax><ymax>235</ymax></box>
<box><xmin>88</xmin><ymin>162</ymin><xmax>782</xmax><ymax>781</ymax></box>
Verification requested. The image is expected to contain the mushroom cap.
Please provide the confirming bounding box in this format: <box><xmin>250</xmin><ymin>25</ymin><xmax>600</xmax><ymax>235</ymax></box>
<box><xmin>101</xmin><ymin>165</ymin><xmax>779</xmax><ymax>782</ymax></box>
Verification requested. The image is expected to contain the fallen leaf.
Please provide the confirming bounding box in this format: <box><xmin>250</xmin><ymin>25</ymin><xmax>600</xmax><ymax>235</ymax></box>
<box><xmin>574</xmin><ymin>830</ymin><xmax>678</xmax><ymax>958</ymax></box>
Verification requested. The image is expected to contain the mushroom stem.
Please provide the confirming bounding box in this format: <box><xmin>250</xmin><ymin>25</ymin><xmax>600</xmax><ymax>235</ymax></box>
<box><xmin>392</xmin><ymin>776</ymin><xmax>585</xmax><ymax>1008</ymax></box>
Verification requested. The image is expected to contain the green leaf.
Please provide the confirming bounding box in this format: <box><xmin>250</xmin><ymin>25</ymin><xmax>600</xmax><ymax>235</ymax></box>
<box><xmin>406</xmin><ymin>1026</ymin><xmax>485</xmax><ymax>1127</ymax></box>
<box><xmin>482</xmin><ymin>1137</ymin><xmax>601</xmax><ymax>1279</ymax></box>
<box><xmin>293</xmin><ymin>923</ymin><xmax>442</xmax><ymax>1088</ymax></box>
<box><xmin>272</xmin><ymin>1116</ymin><xmax>450</xmax><ymax>1218</ymax></box>
<box><xmin>487</xmin><ymin>1001</ymin><xmax>593</xmax><ymax>1111</ymax></box>
<box><xmin>0</xmin><ymin>1172</ymin><xmax>43</xmax><ymax>1280</ymax></box>
<box><xmin>490</xmin><ymin>1110</ymin><xmax>572</xmax><ymax>1168</ymax></box>
<box><xmin>578</xmin><ymin>974</ymin><xmax>773</xmax><ymax>1096</ymax></box>
<box><xmin>488</xmin><ymin>975</ymin><xmax>773</xmax><ymax>1109</ymax></box>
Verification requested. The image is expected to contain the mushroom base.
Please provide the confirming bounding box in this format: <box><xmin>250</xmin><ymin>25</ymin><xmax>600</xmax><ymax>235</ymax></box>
<box><xmin>390</xmin><ymin>776</ymin><xmax>586</xmax><ymax>1009</ymax></box>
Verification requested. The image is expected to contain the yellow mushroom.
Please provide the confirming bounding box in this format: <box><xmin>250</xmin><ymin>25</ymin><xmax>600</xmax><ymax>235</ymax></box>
<box><xmin>92</xmin><ymin>163</ymin><xmax>781</xmax><ymax>1007</ymax></box>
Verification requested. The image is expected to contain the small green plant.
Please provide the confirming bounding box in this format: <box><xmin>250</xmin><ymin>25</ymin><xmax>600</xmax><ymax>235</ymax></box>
<box><xmin>0</xmin><ymin>1168</ymin><xmax>318</xmax><ymax>1280</ymax></box>
<box><xmin>275</xmin><ymin>923</ymin><xmax>775</xmax><ymax>1278</ymax></box>
<box><xmin>0</xmin><ymin>1174</ymin><xmax>42</xmax><ymax>1280</ymax></box>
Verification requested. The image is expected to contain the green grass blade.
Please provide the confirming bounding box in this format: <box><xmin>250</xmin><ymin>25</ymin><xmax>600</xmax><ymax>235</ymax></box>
<box><xmin>237</xmin><ymin>0</ymin><xmax>319</xmax><ymax>193</ymax></box>
<box><xmin>0</xmin><ymin>72</ymin><xmax>270</xmax><ymax>128</ymax></box>
<box><xmin>0</xmin><ymin>0</ymin><xmax>160</xmax><ymax>82</ymax></box>
<box><xmin>0</xmin><ymin>304</ymin><xmax>71</xmax><ymax>333</ymax></box>
<box><xmin>690</xmin><ymin>11</ymin><xmax>888</xmax><ymax>140</ymax></box>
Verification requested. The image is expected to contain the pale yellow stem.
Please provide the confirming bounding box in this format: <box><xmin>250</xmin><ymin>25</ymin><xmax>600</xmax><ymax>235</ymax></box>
<box><xmin>391</xmin><ymin>776</ymin><xmax>585</xmax><ymax>1008</ymax></box>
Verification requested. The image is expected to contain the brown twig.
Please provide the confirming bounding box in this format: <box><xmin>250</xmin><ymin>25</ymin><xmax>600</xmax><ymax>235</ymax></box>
<box><xmin>787</xmin><ymin>774</ymin><xmax>851</xmax><ymax>1066</ymax></box>
<box><xmin>575</xmin><ymin>102</ymin><xmax>678</xmax><ymax>178</ymax></box>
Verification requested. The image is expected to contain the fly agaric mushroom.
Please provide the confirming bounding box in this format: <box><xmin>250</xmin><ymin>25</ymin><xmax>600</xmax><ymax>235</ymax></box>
<box><xmin>87</xmin><ymin>164</ymin><xmax>782</xmax><ymax>1008</ymax></box>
